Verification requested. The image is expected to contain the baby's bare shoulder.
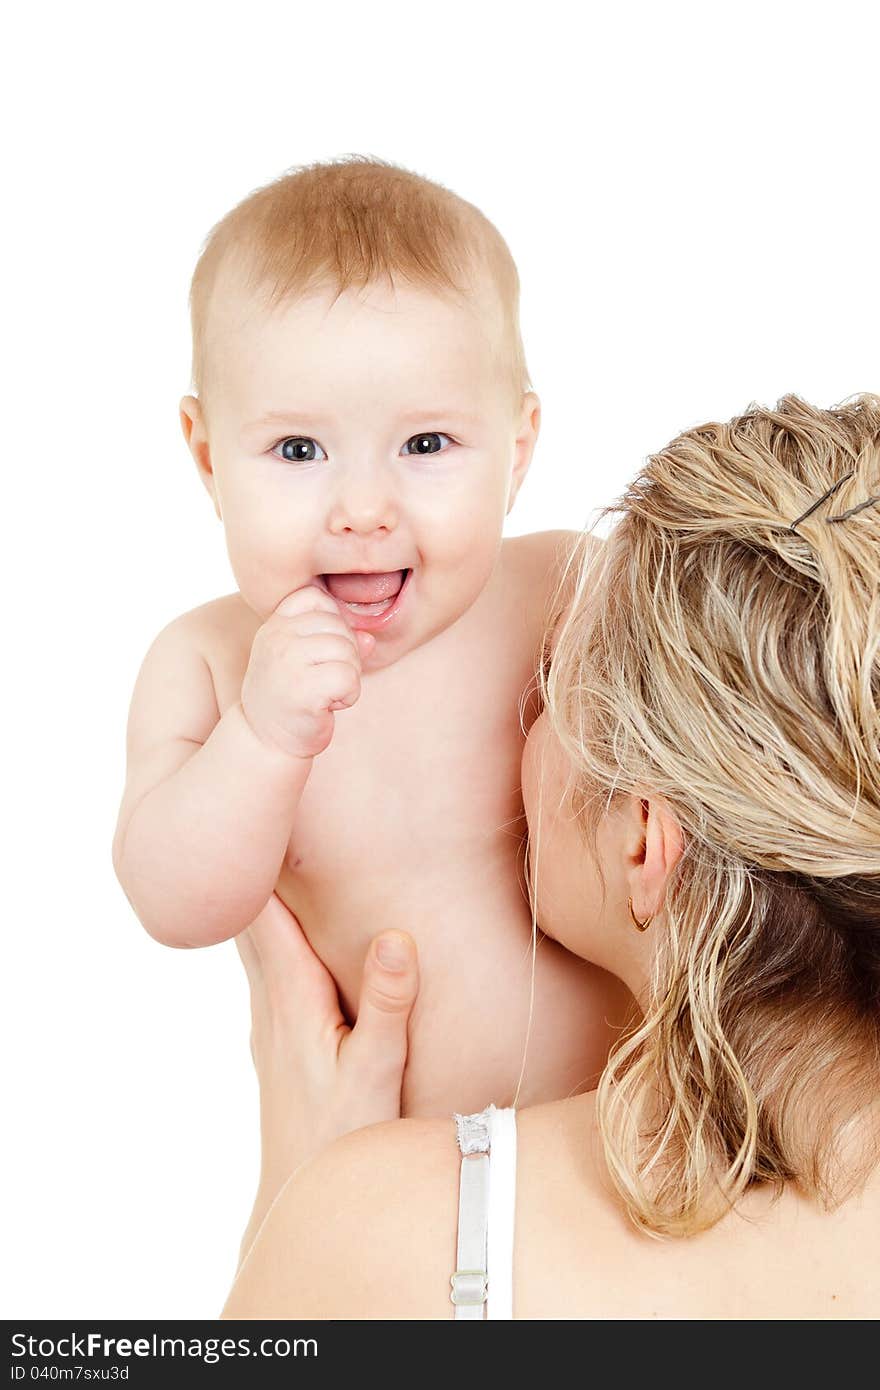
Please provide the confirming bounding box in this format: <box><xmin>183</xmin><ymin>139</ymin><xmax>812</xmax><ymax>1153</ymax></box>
<box><xmin>151</xmin><ymin>594</ymin><xmax>258</xmax><ymax>690</ymax></box>
<box><xmin>131</xmin><ymin>595</ymin><xmax>257</xmax><ymax>722</ymax></box>
<box><xmin>168</xmin><ymin>592</ymin><xmax>256</xmax><ymax>656</ymax></box>
<box><xmin>496</xmin><ymin>530</ymin><xmax>583</xmax><ymax>618</ymax></box>
<box><xmin>503</xmin><ymin>529</ymin><xmax>605</xmax><ymax>622</ymax></box>
<box><xmin>500</xmin><ymin>529</ymin><xmax>585</xmax><ymax>584</ymax></box>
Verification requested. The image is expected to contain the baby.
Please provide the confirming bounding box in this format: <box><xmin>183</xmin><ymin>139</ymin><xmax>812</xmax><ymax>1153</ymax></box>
<box><xmin>112</xmin><ymin>157</ymin><xmax>626</xmax><ymax>1118</ymax></box>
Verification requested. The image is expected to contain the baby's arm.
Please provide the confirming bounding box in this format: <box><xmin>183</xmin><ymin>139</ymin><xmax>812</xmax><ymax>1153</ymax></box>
<box><xmin>112</xmin><ymin>588</ymin><xmax>366</xmax><ymax>948</ymax></box>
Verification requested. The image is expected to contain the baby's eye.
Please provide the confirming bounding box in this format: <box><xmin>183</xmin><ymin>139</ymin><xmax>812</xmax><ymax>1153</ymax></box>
<box><xmin>401</xmin><ymin>432</ymin><xmax>454</xmax><ymax>457</ymax></box>
<box><xmin>272</xmin><ymin>437</ymin><xmax>327</xmax><ymax>463</ymax></box>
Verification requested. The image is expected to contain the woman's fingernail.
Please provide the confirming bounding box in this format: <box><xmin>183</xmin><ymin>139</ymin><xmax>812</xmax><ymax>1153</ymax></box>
<box><xmin>375</xmin><ymin>934</ymin><xmax>409</xmax><ymax>971</ymax></box>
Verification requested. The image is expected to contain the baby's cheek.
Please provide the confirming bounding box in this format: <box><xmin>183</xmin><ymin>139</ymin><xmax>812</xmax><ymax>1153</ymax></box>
<box><xmin>221</xmin><ymin>534</ymin><xmax>270</xmax><ymax>614</ymax></box>
<box><xmin>450</xmin><ymin>508</ymin><xmax>506</xmax><ymax>586</ymax></box>
<box><xmin>222</xmin><ymin>518</ymin><xmax>313</xmax><ymax>618</ymax></box>
<box><xmin>440</xmin><ymin>482</ymin><xmax>507</xmax><ymax>559</ymax></box>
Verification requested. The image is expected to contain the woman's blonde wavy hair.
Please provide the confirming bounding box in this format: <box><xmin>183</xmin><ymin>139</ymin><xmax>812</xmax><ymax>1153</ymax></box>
<box><xmin>544</xmin><ymin>393</ymin><xmax>880</xmax><ymax>1238</ymax></box>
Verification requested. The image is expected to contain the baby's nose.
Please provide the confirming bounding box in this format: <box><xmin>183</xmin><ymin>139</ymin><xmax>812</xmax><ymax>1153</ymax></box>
<box><xmin>327</xmin><ymin>460</ymin><xmax>400</xmax><ymax>536</ymax></box>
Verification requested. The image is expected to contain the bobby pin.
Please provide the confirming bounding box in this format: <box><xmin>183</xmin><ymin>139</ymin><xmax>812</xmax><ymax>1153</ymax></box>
<box><xmin>789</xmin><ymin>471</ymin><xmax>854</xmax><ymax>532</ymax></box>
<box><xmin>826</xmin><ymin>494</ymin><xmax>879</xmax><ymax>523</ymax></box>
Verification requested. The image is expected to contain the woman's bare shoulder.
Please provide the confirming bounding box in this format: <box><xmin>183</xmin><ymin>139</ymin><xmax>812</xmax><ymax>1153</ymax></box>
<box><xmin>514</xmin><ymin>1098</ymin><xmax>880</xmax><ymax>1320</ymax></box>
<box><xmin>222</xmin><ymin>1094</ymin><xmax>880</xmax><ymax>1320</ymax></box>
<box><xmin>222</xmin><ymin>1116</ymin><xmax>462</xmax><ymax>1320</ymax></box>
<box><xmin>219</xmin><ymin>1099</ymin><xmax>604</xmax><ymax>1321</ymax></box>
<box><xmin>220</xmin><ymin>1099</ymin><xmax>602</xmax><ymax>1321</ymax></box>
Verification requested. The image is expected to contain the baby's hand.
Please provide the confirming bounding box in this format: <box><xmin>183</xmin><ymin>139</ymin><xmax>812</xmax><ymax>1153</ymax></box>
<box><xmin>241</xmin><ymin>587</ymin><xmax>373</xmax><ymax>760</ymax></box>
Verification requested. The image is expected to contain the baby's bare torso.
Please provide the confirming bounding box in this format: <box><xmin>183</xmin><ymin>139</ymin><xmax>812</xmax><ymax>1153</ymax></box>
<box><xmin>197</xmin><ymin>534</ymin><xmax>621</xmax><ymax>1116</ymax></box>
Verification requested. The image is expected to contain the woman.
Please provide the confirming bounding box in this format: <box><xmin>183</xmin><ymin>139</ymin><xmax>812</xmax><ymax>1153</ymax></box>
<box><xmin>224</xmin><ymin>394</ymin><xmax>880</xmax><ymax>1319</ymax></box>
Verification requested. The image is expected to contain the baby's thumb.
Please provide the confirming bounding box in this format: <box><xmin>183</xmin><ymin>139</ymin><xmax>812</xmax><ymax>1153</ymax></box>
<box><xmin>355</xmin><ymin>630</ymin><xmax>376</xmax><ymax>661</ymax></box>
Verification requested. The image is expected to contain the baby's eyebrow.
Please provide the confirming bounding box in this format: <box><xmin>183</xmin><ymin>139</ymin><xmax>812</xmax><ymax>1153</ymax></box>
<box><xmin>241</xmin><ymin>407</ymin><xmax>482</xmax><ymax>439</ymax></box>
<box><xmin>394</xmin><ymin>407</ymin><xmax>482</xmax><ymax>426</ymax></box>
<box><xmin>242</xmin><ymin>410</ymin><xmax>334</xmax><ymax>438</ymax></box>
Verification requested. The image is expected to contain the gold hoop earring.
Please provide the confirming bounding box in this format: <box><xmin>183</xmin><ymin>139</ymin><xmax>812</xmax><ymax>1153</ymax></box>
<box><xmin>628</xmin><ymin>898</ymin><xmax>654</xmax><ymax>932</ymax></box>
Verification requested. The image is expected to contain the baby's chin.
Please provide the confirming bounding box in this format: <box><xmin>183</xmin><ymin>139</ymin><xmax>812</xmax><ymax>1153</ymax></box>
<box><xmin>357</xmin><ymin>616</ymin><xmax>452</xmax><ymax>675</ymax></box>
<box><xmin>357</xmin><ymin>624</ymin><xmax>424</xmax><ymax>674</ymax></box>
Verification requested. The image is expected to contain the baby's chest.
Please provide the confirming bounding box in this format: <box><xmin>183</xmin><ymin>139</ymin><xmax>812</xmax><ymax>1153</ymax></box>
<box><xmin>288</xmin><ymin>667</ymin><xmax>527</xmax><ymax>879</ymax></box>
<box><xmin>206</xmin><ymin>592</ymin><xmax>538</xmax><ymax>881</ymax></box>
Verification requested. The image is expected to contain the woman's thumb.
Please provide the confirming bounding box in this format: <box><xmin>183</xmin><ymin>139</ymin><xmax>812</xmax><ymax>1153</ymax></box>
<box><xmin>366</xmin><ymin>931</ymin><xmax>418</xmax><ymax>1008</ymax></box>
<box><xmin>348</xmin><ymin>930</ymin><xmax>419</xmax><ymax>1077</ymax></box>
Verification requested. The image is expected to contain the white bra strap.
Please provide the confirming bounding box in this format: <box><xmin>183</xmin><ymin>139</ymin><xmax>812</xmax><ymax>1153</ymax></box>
<box><xmin>450</xmin><ymin>1107</ymin><xmax>494</xmax><ymax>1319</ymax></box>
<box><xmin>486</xmin><ymin>1106</ymin><xmax>516</xmax><ymax>1320</ymax></box>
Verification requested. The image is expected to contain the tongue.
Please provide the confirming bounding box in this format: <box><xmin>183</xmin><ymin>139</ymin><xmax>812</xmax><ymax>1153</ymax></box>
<box><xmin>324</xmin><ymin>570</ymin><xmax>406</xmax><ymax>604</ymax></box>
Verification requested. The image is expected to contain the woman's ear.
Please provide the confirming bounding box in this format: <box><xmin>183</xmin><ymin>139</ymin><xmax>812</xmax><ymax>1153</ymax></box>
<box><xmin>180</xmin><ymin>395</ymin><xmax>222</xmax><ymax>520</ymax></box>
<box><xmin>506</xmin><ymin>391</ymin><xmax>541</xmax><ymax>515</ymax></box>
<box><xmin>628</xmin><ymin>792</ymin><xmax>685</xmax><ymax>923</ymax></box>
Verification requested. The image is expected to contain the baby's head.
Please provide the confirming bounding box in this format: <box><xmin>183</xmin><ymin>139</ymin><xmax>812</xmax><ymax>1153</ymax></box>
<box><xmin>180</xmin><ymin>156</ymin><xmax>539</xmax><ymax>668</ymax></box>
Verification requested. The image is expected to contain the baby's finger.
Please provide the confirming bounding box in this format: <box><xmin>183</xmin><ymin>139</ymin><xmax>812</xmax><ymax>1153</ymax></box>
<box><xmin>355</xmin><ymin>631</ymin><xmax>376</xmax><ymax>661</ymax></box>
<box><xmin>307</xmin><ymin>660</ymin><xmax>362</xmax><ymax>710</ymax></box>
<box><xmin>287</xmin><ymin>609</ymin><xmax>361</xmax><ymax>650</ymax></box>
<box><xmin>273</xmin><ymin>585</ymin><xmax>342</xmax><ymax>621</ymax></box>
<box><xmin>300</xmin><ymin>633</ymin><xmax>364</xmax><ymax>670</ymax></box>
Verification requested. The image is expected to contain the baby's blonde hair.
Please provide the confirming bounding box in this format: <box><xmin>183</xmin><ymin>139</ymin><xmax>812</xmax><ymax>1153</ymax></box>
<box><xmin>545</xmin><ymin>393</ymin><xmax>880</xmax><ymax>1237</ymax></box>
<box><xmin>188</xmin><ymin>154</ymin><xmax>530</xmax><ymax>413</ymax></box>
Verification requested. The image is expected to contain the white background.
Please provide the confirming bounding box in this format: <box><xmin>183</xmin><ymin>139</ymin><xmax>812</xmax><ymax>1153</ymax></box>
<box><xmin>3</xmin><ymin>0</ymin><xmax>877</xmax><ymax>1318</ymax></box>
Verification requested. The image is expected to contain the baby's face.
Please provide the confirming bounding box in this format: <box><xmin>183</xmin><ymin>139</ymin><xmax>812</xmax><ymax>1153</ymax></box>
<box><xmin>182</xmin><ymin>277</ymin><xmax>538</xmax><ymax>669</ymax></box>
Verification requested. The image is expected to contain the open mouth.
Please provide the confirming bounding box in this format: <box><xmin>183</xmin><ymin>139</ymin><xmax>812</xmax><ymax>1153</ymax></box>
<box><xmin>321</xmin><ymin>568</ymin><xmax>412</xmax><ymax>628</ymax></box>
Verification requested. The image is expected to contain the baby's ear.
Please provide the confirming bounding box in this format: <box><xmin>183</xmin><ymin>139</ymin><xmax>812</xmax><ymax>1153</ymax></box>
<box><xmin>507</xmin><ymin>391</ymin><xmax>541</xmax><ymax>514</ymax></box>
<box><xmin>179</xmin><ymin>395</ymin><xmax>221</xmax><ymax>520</ymax></box>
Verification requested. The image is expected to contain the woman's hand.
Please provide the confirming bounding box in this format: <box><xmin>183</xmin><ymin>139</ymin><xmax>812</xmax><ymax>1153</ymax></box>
<box><xmin>235</xmin><ymin>892</ymin><xmax>418</xmax><ymax>1261</ymax></box>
